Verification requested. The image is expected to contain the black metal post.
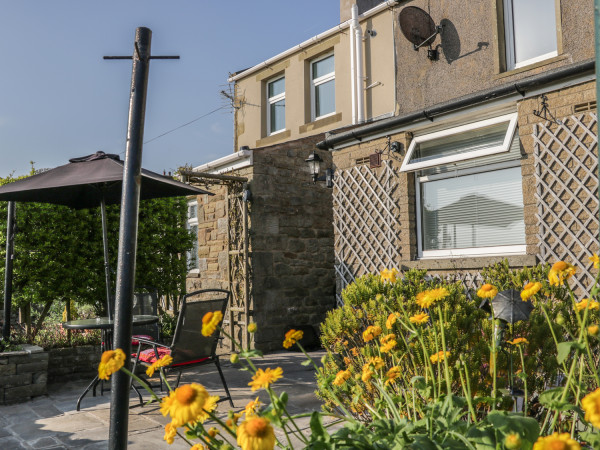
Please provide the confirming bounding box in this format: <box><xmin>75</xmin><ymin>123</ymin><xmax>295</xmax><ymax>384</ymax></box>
<box><xmin>2</xmin><ymin>201</ymin><xmax>15</xmax><ymax>341</ymax></box>
<box><xmin>100</xmin><ymin>198</ymin><xmax>113</xmax><ymax>320</ymax></box>
<box><xmin>109</xmin><ymin>27</ymin><xmax>152</xmax><ymax>449</ymax></box>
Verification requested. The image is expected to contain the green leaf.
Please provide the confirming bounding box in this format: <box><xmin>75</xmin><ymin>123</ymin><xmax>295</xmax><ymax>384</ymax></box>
<box><xmin>557</xmin><ymin>341</ymin><xmax>584</xmax><ymax>364</ymax></box>
<box><xmin>301</xmin><ymin>359</ymin><xmax>312</xmax><ymax>366</ymax></box>
<box><xmin>309</xmin><ymin>411</ymin><xmax>327</xmax><ymax>440</ymax></box>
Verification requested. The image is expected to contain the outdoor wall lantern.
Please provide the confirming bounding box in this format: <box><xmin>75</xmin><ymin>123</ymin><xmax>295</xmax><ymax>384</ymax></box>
<box><xmin>305</xmin><ymin>151</ymin><xmax>334</xmax><ymax>188</ymax></box>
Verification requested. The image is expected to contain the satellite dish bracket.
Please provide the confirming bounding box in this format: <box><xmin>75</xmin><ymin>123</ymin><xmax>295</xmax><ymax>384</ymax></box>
<box><xmin>413</xmin><ymin>25</ymin><xmax>443</xmax><ymax>51</ymax></box>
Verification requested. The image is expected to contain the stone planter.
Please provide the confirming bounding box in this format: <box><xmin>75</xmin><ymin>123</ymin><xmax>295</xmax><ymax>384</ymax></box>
<box><xmin>0</xmin><ymin>344</ymin><xmax>48</xmax><ymax>404</ymax></box>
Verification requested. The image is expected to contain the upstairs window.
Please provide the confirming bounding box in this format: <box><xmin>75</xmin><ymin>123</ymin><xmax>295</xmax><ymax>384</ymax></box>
<box><xmin>504</xmin><ymin>0</ymin><xmax>558</xmax><ymax>70</ymax></box>
<box><xmin>311</xmin><ymin>54</ymin><xmax>335</xmax><ymax>121</ymax></box>
<box><xmin>187</xmin><ymin>200</ymin><xmax>199</xmax><ymax>272</ymax></box>
<box><xmin>267</xmin><ymin>76</ymin><xmax>285</xmax><ymax>135</ymax></box>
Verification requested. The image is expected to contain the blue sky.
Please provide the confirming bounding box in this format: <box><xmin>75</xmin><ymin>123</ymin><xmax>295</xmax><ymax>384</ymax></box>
<box><xmin>0</xmin><ymin>1</ymin><xmax>341</xmax><ymax>177</ymax></box>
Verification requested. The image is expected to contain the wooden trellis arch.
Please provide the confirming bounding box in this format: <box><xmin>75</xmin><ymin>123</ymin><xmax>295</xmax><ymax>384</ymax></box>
<box><xmin>533</xmin><ymin>112</ymin><xmax>599</xmax><ymax>293</ymax></box>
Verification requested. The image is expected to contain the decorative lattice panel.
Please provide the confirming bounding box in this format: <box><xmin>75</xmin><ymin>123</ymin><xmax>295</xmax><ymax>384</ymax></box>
<box><xmin>533</xmin><ymin>112</ymin><xmax>599</xmax><ymax>293</ymax></box>
<box><xmin>333</xmin><ymin>161</ymin><xmax>401</xmax><ymax>305</ymax></box>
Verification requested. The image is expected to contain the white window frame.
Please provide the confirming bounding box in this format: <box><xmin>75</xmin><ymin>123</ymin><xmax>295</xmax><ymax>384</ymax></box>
<box><xmin>310</xmin><ymin>53</ymin><xmax>335</xmax><ymax>122</ymax></box>
<box><xmin>503</xmin><ymin>0</ymin><xmax>558</xmax><ymax>70</ymax></box>
<box><xmin>266</xmin><ymin>75</ymin><xmax>285</xmax><ymax>135</ymax></box>
<box><xmin>415</xmin><ymin>160</ymin><xmax>526</xmax><ymax>259</ymax></box>
<box><xmin>187</xmin><ymin>200</ymin><xmax>199</xmax><ymax>273</ymax></box>
<box><xmin>400</xmin><ymin>113</ymin><xmax>518</xmax><ymax>172</ymax></box>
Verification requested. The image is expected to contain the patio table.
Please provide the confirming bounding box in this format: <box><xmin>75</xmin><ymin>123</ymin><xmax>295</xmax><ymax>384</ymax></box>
<box><xmin>63</xmin><ymin>314</ymin><xmax>159</xmax><ymax>410</ymax></box>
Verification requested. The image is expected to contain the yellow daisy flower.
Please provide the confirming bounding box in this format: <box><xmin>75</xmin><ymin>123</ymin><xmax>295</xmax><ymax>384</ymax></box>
<box><xmin>477</xmin><ymin>284</ymin><xmax>498</xmax><ymax>300</ymax></box>
<box><xmin>504</xmin><ymin>433</ymin><xmax>521</xmax><ymax>450</ymax></box>
<box><xmin>361</xmin><ymin>365</ymin><xmax>374</xmax><ymax>383</ymax></box>
<box><xmin>236</xmin><ymin>416</ymin><xmax>276</xmax><ymax>450</ymax></box>
<box><xmin>248</xmin><ymin>367</ymin><xmax>283</xmax><ymax>392</ymax></box>
<box><xmin>244</xmin><ymin>397</ymin><xmax>262</xmax><ymax>416</ymax></box>
<box><xmin>201</xmin><ymin>310</ymin><xmax>223</xmax><ymax>337</ymax></box>
<box><xmin>385</xmin><ymin>312</ymin><xmax>399</xmax><ymax>329</ymax></box>
<box><xmin>362</xmin><ymin>325</ymin><xmax>382</xmax><ymax>342</ymax></box>
<box><xmin>160</xmin><ymin>383</ymin><xmax>215</xmax><ymax>427</ymax></box>
<box><xmin>163</xmin><ymin>422</ymin><xmax>177</xmax><ymax>445</ymax></box>
<box><xmin>379</xmin><ymin>334</ymin><xmax>397</xmax><ymax>353</ymax></box>
<box><xmin>520</xmin><ymin>281</ymin><xmax>542</xmax><ymax>302</ymax></box>
<box><xmin>590</xmin><ymin>253</ymin><xmax>600</xmax><ymax>269</ymax></box>
<box><xmin>380</xmin><ymin>268</ymin><xmax>399</xmax><ymax>283</ymax></box>
<box><xmin>430</xmin><ymin>351</ymin><xmax>450</xmax><ymax>364</ymax></box>
<box><xmin>98</xmin><ymin>349</ymin><xmax>126</xmax><ymax>380</ymax></box>
<box><xmin>548</xmin><ymin>261</ymin><xmax>576</xmax><ymax>286</ymax></box>
<box><xmin>367</xmin><ymin>356</ymin><xmax>385</xmax><ymax>370</ymax></box>
<box><xmin>575</xmin><ymin>298</ymin><xmax>600</xmax><ymax>312</ymax></box>
<box><xmin>588</xmin><ymin>325</ymin><xmax>599</xmax><ymax>336</ymax></box>
<box><xmin>385</xmin><ymin>366</ymin><xmax>401</xmax><ymax>385</ymax></box>
<box><xmin>146</xmin><ymin>354</ymin><xmax>173</xmax><ymax>378</ymax></box>
<box><xmin>282</xmin><ymin>329</ymin><xmax>303</xmax><ymax>349</ymax></box>
<box><xmin>226</xmin><ymin>412</ymin><xmax>241</xmax><ymax>428</ymax></box>
<box><xmin>507</xmin><ymin>337</ymin><xmax>529</xmax><ymax>346</ymax></box>
<box><xmin>333</xmin><ymin>369</ymin><xmax>352</xmax><ymax>386</ymax></box>
<box><xmin>582</xmin><ymin>388</ymin><xmax>600</xmax><ymax>428</ymax></box>
<box><xmin>416</xmin><ymin>288</ymin><xmax>450</xmax><ymax>309</ymax></box>
<box><xmin>409</xmin><ymin>312</ymin><xmax>430</xmax><ymax>325</ymax></box>
<box><xmin>533</xmin><ymin>432</ymin><xmax>580</xmax><ymax>450</ymax></box>
<box><xmin>248</xmin><ymin>323</ymin><xmax>257</xmax><ymax>333</ymax></box>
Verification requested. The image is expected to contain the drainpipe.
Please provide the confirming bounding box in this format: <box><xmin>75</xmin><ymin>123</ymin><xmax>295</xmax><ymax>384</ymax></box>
<box><xmin>354</xmin><ymin>4</ymin><xmax>365</xmax><ymax>123</ymax></box>
<box><xmin>350</xmin><ymin>5</ymin><xmax>357</xmax><ymax>124</ymax></box>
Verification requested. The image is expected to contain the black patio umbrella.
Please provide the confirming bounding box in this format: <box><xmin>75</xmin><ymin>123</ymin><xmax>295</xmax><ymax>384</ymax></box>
<box><xmin>479</xmin><ymin>288</ymin><xmax>534</xmax><ymax>323</ymax></box>
<box><xmin>0</xmin><ymin>151</ymin><xmax>211</xmax><ymax>336</ymax></box>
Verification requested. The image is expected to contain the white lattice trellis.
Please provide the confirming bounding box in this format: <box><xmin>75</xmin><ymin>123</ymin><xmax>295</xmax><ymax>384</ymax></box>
<box><xmin>333</xmin><ymin>161</ymin><xmax>401</xmax><ymax>305</ymax></box>
<box><xmin>533</xmin><ymin>112</ymin><xmax>599</xmax><ymax>293</ymax></box>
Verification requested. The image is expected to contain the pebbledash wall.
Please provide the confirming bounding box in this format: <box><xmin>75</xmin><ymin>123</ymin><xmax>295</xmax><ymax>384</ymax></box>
<box><xmin>188</xmin><ymin>134</ymin><xmax>335</xmax><ymax>352</ymax></box>
<box><xmin>329</xmin><ymin>79</ymin><xmax>598</xmax><ymax>298</ymax></box>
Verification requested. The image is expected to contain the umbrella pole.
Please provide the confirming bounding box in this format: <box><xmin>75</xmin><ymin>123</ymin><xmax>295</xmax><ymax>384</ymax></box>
<box><xmin>2</xmin><ymin>201</ymin><xmax>15</xmax><ymax>342</ymax></box>
<box><xmin>100</xmin><ymin>198</ymin><xmax>112</xmax><ymax>320</ymax></box>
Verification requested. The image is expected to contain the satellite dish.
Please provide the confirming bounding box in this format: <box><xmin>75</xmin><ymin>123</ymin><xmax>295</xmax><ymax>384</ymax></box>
<box><xmin>399</xmin><ymin>6</ymin><xmax>442</xmax><ymax>60</ymax></box>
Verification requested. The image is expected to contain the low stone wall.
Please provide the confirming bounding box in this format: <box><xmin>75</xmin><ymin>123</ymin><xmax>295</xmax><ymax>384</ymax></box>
<box><xmin>0</xmin><ymin>344</ymin><xmax>48</xmax><ymax>404</ymax></box>
<box><xmin>48</xmin><ymin>345</ymin><xmax>101</xmax><ymax>383</ymax></box>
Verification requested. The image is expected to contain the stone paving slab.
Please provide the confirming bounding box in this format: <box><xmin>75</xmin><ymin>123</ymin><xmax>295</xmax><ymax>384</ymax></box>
<box><xmin>0</xmin><ymin>350</ymin><xmax>330</xmax><ymax>449</ymax></box>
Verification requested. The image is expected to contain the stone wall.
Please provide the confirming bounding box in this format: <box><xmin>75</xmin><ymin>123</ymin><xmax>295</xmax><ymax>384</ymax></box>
<box><xmin>0</xmin><ymin>345</ymin><xmax>48</xmax><ymax>404</ymax></box>
<box><xmin>47</xmin><ymin>345</ymin><xmax>101</xmax><ymax>383</ymax></box>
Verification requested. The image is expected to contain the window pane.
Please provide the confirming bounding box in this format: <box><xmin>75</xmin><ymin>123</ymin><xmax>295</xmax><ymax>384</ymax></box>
<box><xmin>315</xmin><ymin>79</ymin><xmax>335</xmax><ymax>118</ymax></box>
<box><xmin>268</xmin><ymin>77</ymin><xmax>285</xmax><ymax>98</ymax></box>
<box><xmin>511</xmin><ymin>0</ymin><xmax>557</xmax><ymax>64</ymax></box>
<box><xmin>188</xmin><ymin>225</ymin><xmax>198</xmax><ymax>270</ymax></box>
<box><xmin>188</xmin><ymin>203</ymin><xmax>197</xmax><ymax>220</ymax></box>
<box><xmin>269</xmin><ymin>99</ymin><xmax>285</xmax><ymax>132</ymax></box>
<box><xmin>411</xmin><ymin>121</ymin><xmax>510</xmax><ymax>165</ymax></box>
<box><xmin>421</xmin><ymin>167</ymin><xmax>525</xmax><ymax>251</ymax></box>
<box><xmin>312</xmin><ymin>55</ymin><xmax>334</xmax><ymax>79</ymax></box>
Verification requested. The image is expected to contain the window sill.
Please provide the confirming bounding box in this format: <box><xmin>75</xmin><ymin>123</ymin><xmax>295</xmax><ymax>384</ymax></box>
<box><xmin>255</xmin><ymin>129</ymin><xmax>291</xmax><ymax>148</ymax></box>
<box><xmin>400</xmin><ymin>254</ymin><xmax>536</xmax><ymax>271</ymax></box>
<box><xmin>299</xmin><ymin>112</ymin><xmax>342</xmax><ymax>134</ymax></box>
<box><xmin>494</xmin><ymin>54</ymin><xmax>570</xmax><ymax>80</ymax></box>
<box><xmin>187</xmin><ymin>270</ymin><xmax>200</xmax><ymax>278</ymax></box>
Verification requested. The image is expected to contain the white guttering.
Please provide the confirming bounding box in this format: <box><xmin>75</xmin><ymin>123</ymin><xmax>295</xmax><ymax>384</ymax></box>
<box><xmin>228</xmin><ymin>1</ymin><xmax>399</xmax><ymax>83</ymax></box>
<box><xmin>192</xmin><ymin>149</ymin><xmax>253</xmax><ymax>175</ymax></box>
<box><xmin>352</xmin><ymin>4</ymin><xmax>365</xmax><ymax>124</ymax></box>
<box><xmin>349</xmin><ymin>8</ymin><xmax>357</xmax><ymax>125</ymax></box>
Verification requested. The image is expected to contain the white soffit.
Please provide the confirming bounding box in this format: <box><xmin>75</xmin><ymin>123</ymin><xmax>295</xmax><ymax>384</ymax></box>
<box><xmin>192</xmin><ymin>149</ymin><xmax>253</xmax><ymax>175</ymax></box>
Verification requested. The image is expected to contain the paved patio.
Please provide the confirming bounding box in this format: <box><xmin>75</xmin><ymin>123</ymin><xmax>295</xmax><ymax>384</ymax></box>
<box><xmin>0</xmin><ymin>350</ymin><xmax>330</xmax><ymax>449</ymax></box>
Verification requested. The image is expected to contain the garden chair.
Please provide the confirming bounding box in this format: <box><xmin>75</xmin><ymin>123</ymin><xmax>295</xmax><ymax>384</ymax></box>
<box><xmin>131</xmin><ymin>287</ymin><xmax>160</xmax><ymax>344</ymax></box>
<box><xmin>131</xmin><ymin>289</ymin><xmax>234</xmax><ymax>407</ymax></box>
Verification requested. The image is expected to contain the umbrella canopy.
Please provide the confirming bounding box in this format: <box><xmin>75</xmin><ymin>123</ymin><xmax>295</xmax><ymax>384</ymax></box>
<box><xmin>0</xmin><ymin>151</ymin><xmax>211</xmax><ymax>208</ymax></box>
<box><xmin>479</xmin><ymin>288</ymin><xmax>534</xmax><ymax>323</ymax></box>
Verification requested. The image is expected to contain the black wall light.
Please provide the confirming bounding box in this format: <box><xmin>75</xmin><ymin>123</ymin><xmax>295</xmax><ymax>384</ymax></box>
<box><xmin>305</xmin><ymin>151</ymin><xmax>334</xmax><ymax>188</ymax></box>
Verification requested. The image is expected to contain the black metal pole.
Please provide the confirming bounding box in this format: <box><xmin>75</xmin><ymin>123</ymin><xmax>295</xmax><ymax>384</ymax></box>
<box><xmin>109</xmin><ymin>27</ymin><xmax>151</xmax><ymax>449</ymax></box>
<box><xmin>100</xmin><ymin>198</ymin><xmax>113</xmax><ymax>320</ymax></box>
<box><xmin>2</xmin><ymin>201</ymin><xmax>15</xmax><ymax>341</ymax></box>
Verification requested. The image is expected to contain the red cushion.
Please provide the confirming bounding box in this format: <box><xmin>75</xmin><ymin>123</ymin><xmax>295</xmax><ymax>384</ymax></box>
<box><xmin>131</xmin><ymin>334</ymin><xmax>155</xmax><ymax>346</ymax></box>
<box><xmin>138</xmin><ymin>346</ymin><xmax>171</xmax><ymax>364</ymax></box>
<box><xmin>172</xmin><ymin>357</ymin><xmax>209</xmax><ymax>367</ymax></box>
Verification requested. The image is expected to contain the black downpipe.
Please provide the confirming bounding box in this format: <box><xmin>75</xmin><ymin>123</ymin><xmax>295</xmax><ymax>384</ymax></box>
<box><xmin>109</xmin><ymin>27</ymin><xmax>151</xmax><ymax>449</ymax></box>
<box><xmin>316</xmin><ymin>59</ymin><xmax>595</xmax><ymax>150</ymax></box>
<box><xmin>2</xmin><ymin>201</ymin><xmax>15</xmax><ymax>341</ymax></box>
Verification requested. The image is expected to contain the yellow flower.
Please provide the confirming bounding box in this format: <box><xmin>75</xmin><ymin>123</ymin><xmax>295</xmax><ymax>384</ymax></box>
<box><xmin>575</xmin><ymin>298</ymin><xmax>600</xmax><ymax>312</ymax></box>
<box><xmin>409</xmin><ymin>312</ymin><xmax>430</xmax><ymax>325</ymax></box>
<box><xmin>590</xmin><ymin>253</ymin><xmax>600</xmax><ymax>269</ymax></box>
<box><xmin>248</xmin><ymin>322</ymin><xmax>257</xmax><ymax>333</ymax></box>
<box><xmin>226</xmin><ymin>412</ymin><xmax>241</xmax><ymax>428</ymax></box>
<box><xmin>163</xmin><ymin>422</ymin><xmax>177</xmax><ymax>445</ymax></box>
<box><xmin>380</xmin><ymin>268</ymin><xmax>399</xmax><ymax>283</ymax></box>
<box><xmin>361</xmin><ymin>365</ymin><xmax>374</xmax><ymax>383</ymax></box>
<box><xmin>160</xmin><ymin>383</ymin><xmax>216</xmax><ymax>427</ymax></box>
<box><xmin>248</xmin><ymin>367</ymin><xmax>283</xmax><ymax>391</ymax></box>
<box><xmin>385</xmin><ymin>366</ymin><xmax>401</xmax><ymax>385</ymax></box>
<box><xmin>520</xmin><ymin>282</ymin><xmax>542</xmax><ymax>302</ymax></box>
<box><xmin>379</xmin><ymin>334</ymin><xmax>397</xmax><ymax>353</ymax></box>
<box><xmin>201</xmin><ymin>310</ymin><xmax>223</xmax><ymax>337</ymax></box>
<box><xmin>367</xmin><ymin>356</ymin><xmax>385</xmax><ymax>370</ymax></box>
<box><xmin>533</xmin><ymin>432</ymin><xmax>580</xmax><ymax>450</ymax></box>
<box><xmin>504</xmin><ymin>433</ymin><xmax>522</xmax><ymax>450</ymax></box>
<box><xmin>416</xmin><ymin>288</ymin><xmax>450</xmax><ymax>309</ymax></box>
<box><xmin>507</xmin><ymin>337</ymin><xmax>529</xmax><ymax>346</ymax></box>
<box><xmin>230</xmin><ymin>353</ymin><xmax>240</xmax><ymax>364</ymax></box>
<box><xmin>146</xmin><ymin>354</ymin><xmax>173</xmax><ymax>377</ymax></box>
<box><xmin>385</xmin><ymin>312</ymin><xmax>399</xmax><ymax>330</ymax></box>
<box><xmin>588</xmin><ymin>325</ymin><xmax>599</xmax><ymax>336</ymax></box>
<box><xmin>430</xmin><ymin>351</ymin><xmax>450</xmax><ymax>364</ymax></box>
<box><xmin>548</xmin><ymin>261</ymin><xmax>576</xmax><ymax>286</ymax></box>
<box><xmin>244</xmin><ymin>397</ymin><xmax>262</xmax><ymax>416</ymax></box>
<box><xmin>333</xmin><ymin>369</ymin><xmax>352</xmax><ymax>386</ymax></box>
<box><xmin>477</xmin><ymin>284</ymin><xmax>498</xmax><ymax>299</ymax></box>
<box><xmin>582</xmin><ymin>388</ymin><xmax>600</xmax><ymax>428</ymax></box>
<box><xmin>350</xmin><ymin>347</ymin><xmax>359</xmax><ymax>357</ymax></box>
<box><xmin>283</xmin><ymin>329</ymin><xmax>303</xmax><ymax>349</ymax></box>
<box><xmin>207</xmin><ymin>426</ymin><xmax>219</xmax><ymax>438</ymax></box>
<box><xmin>190</xmin><ymin>445</ymin><xmax>205</xmax><ymax>450</ymax></box>
<box><xmin>236</xmin><ymin>416</ymin><xmax>276</xmax><ymax>450</ymax></box>
<box><xmin>362</xmin><ymin>325</ymin><xmax>382</xmax><ymax>342</ymax></box>
<box><xmin>98</xmin><ymin>349</ymin><xmax>126</xmax><ymax>380</ymax></box>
